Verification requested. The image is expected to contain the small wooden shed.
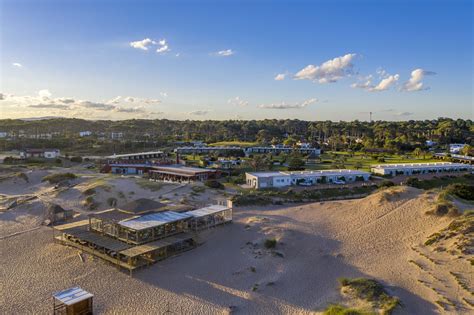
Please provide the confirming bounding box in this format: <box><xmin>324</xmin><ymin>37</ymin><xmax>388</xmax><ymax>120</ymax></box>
<box><xmin>53</xmin><ymin>286</ymin><xmax>93</xmax><ymax>315</ymax></box>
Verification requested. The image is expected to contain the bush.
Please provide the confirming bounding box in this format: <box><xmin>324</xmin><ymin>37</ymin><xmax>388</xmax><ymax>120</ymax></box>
<box><xmin>204</xmin><ymin>180</ymin><xmax>224</xmax><ymax>189</ymax></box>
<box><xmin>338</xmin><ymin>278</ymin><xmax>400</xmax><ymax>315</ymax></box>
<box><xmin>70</xmin><ymin>156</ymin><xmax>83</xmax><ymax>163</ymax></box>
<box><xmin>323</xmin><ymin>304</ymin><xmax>371</xmax><ymax>315</ymax></box>
<box><xmin>446</xmin><ymin>184</ymin><xmax>474</xmax><ymax>200</ymax></box>
<box><xmin>42</xmin><ymin>173</ymin><xmax>77</xmax><ymax>184</ymax></box>
<box><xmin>264</xmin><ymin>238</ymin><xmax>277</xmax><ymax>249</ymax></box>
<box><xmin>83</xmin><ymin>188</ymin><xmax>96</xmax><ymax>196</ymax></box>
<box><xmin>405</xmin><ymin>177</ymin><xmax>421</xmax><ymax>188</ymax></box>
<box><xmin>378</xmin><ymin>180</ymin><xmax>395</xmax><ymax>188</ymax></box>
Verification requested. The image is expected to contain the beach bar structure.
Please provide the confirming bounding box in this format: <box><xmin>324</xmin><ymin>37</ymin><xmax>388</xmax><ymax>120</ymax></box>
<box><xmin>370</xmin><ymin>162</ymin><xmax>472</xmax><ymax>176</ymax></box>
<box><xmin>53</xmin><ymin>286</ymin><xmax>93</xmax><ymax>315</ymax></box>
<box><xmin>187</xmin><ymin>204</ymin><xmax>233</xmax><ymax>231</ymax></box>
<box><xmin>148</xmin><ymin>165</ymin><xmax>218</xmax><ymax>182</ymax></box>
<box><xmin>246</xmin><ymin>169</ymin><xmax>370</xmax><ymax>189</ymax></box>
<box><xmin>53</xmin><ymin>201</ymin><xmax>233</xmax><ymax>274</ymax></box>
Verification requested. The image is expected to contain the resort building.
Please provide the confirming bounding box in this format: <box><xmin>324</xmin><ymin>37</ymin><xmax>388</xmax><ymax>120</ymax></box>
<box><xmin>148</xmin><ymin>165</ymin><xmax>218</xmax><ymax>182</ymax></box>
<box><xmin>53</xmin><ymin>201</ymin><xmax>232</xmax><ymax>274</ymax></box>
<box><xmin>246</xmin><ymin>169</ymin><xmax>370</xmax><ymax>189</ymax></box>
<box><xmin>434</xmin><ymin>153</ymin><xmax>474</xmax><ymax>164</ymax></box>
<box><xmin>19</xmin><ymin>148</ymin><xmax>60</xmax><ymax>159</ymax></box>
<box><xmin>370</xmin><ymin>162</ymin><xmax>471</xmax><ymax>176</ymax></box>
<box><xmin>106</xmin><ymin>151</ymin><xmax>164</xmax><ymax>161</ymax></box>
<box><xmin>175</xmin><ymin>146</ymin><xmax>243</xmax><ymax>155</ymax></box>
<box><xmin>244</xmin><ymin>146</ymin><xmax>321</xmax><ymax>157</ymax></box>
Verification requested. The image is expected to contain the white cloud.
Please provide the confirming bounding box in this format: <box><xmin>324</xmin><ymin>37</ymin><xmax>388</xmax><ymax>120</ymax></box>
<box><xmin>129</xmin><ymin>37</ymin><xmax>170</xmax><ymax>54</ymax></box>
<box><xmin>156</xmin><ymin>39</ymin><xmax>170</xmax><ymax>54</ymax></box>
<box><xmin>402</xmin><ymin>68</ymin><xmax>436</xmax><ymax>92</ymax></box>
<box><xmin>274</xmin><ymin>73</ymin><xmax>286</xmax><ymax>81</ymax></box>
<box><xmin>216</xmin><ymin>49</ymin><xmax>234</xmax><ymax>57</ymax></box>
<box><xmin>351</xmin><ymin>72</ymin><xmax>400</xmax><ymax>92</ymax></box>
<box><xmin>38</xmin><ymin>89</ymin><xmax>52</xmax><ymax>100</ymax></box>
<box><xmin>259</xmin><ymin>98</ymin><xmax>317</xmax><ymax>109</ymax></box>
<box><xmin>106</xmin><ymin>95</ymin><xmax>161</xmax><ymax>105</ymax></box>
<box><xmin>0</xmin><ymin>93</ymin><xmax>4</xmax><ymax>100</ymax></box>
<box><xmin>175</xmin><ymin>53</ymin><xmax>180</xmax><ymax>57</ymax></box>
<box><xmin>160</xmin><ymin>92</ymin><xmax>168</xmax><ymax>98</ymax></box>
<box><xmin>294</xmin><ymin>53</ymin><xmax>356</xmax><ymax>83</ymax></box>
<box><xmin>12</xmin><ymin>62</ymin><xmax>23</xmax><ymax>68</ymax></box>
<box><xmin>396</xmin><ymin>111</ymin><xmax>414</xmax><ymax>117</ymax></box>
<box><xmin>188</xmin><ymin>110</ymin><xmax>209</xmax><ymax>116</ymax></box>
<box><xmin>29</xmin><ymin>104</ymin><xmax>71</xmax><ymax>110</ymax></box>
<box><xmin>130</xmin><ymin>38</ymin><xmax>156</xmax><ymax>50</ymax></box>
<box><xmin>228</xmin><ymin>96</ymin><xmax>248</xmax><ymax>107</ymax></box>
<box><xmin>370</xmin><ymin>74</ymin><xmax>400</xmax><ymax>92</ymax></box>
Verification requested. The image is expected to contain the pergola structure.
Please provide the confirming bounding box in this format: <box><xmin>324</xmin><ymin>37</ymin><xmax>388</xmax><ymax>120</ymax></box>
<box><xmin>187</xmin><ymin>205</ymin><xmax>233</xmax><ymax>231</ymax></box>
<box><xmin>53</xmin><ymin>286</ymin><xmax>93</xmax><ymax>315</ymax></box>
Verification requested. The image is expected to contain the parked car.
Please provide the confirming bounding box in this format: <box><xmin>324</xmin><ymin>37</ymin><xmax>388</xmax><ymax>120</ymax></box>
<box><xmin>333</xmin><ymin>179</ymin><xmax>346</xmax><ymax>185</ymax></box>
<box><xmin>299</xmin><ymin>181</ymin><xmax>313</xmax><ymax>186</ymax></box>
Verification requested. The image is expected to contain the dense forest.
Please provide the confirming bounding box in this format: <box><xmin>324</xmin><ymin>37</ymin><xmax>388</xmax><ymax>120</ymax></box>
<box><xmin>0</xmin><ymin>118</ymin><xmax>472</xmax><ymax>153</ymax></box>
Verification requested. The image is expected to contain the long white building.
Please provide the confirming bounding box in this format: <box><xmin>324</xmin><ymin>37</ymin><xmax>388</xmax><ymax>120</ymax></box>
<box><xmin>371</xmin><ymin>162</ymin><xmax>471</xmax><ymax>176</ymax></box>
<box><xmin>246</xmin><ymin>169</ymin><xmax>370</xmax><ymax>189</ymax></box>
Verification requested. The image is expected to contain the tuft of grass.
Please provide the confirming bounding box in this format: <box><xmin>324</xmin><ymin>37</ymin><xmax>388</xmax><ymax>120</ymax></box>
<box><xmin>338</xmin><ymin>278</ymin><xmax>400</xmax><ymax>315</ymax></box>
<box><xmin>264</xmin><ymin>238</ymin><xmax>277</xmax><ymax>249</ymax></box>
<box><xmin>323</xmin><ymin>304</ymin><xmax>374</xmax><ymax>315</ymax></box>
<box><xmin>137</xmin><ymin>179</ymin><xmax>164</xmax><ymax>192</ymax></box>
<box><xmin>42</xmin><ymin>172</ymin><xmax>77</xmax><ymax>184</ymax></box>
<box><xmin>107</xmin><ymin>197</ymin><xmax>117</xmax><ymax>207</ymax></box>
<box><xmin>83</xmin><ymin>187</ymin><xmax>96</xmax><ymax>196</ymax></box>
<box><xmin>16</xmin><ymin>172</ymin><xmax>29</xmax><ymax>182</ymax></box>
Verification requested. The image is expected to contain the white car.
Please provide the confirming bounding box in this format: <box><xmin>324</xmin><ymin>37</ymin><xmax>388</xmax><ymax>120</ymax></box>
<box><xmin>299</xmin><ymin>181</ymin><xmax>313</xmax><ymax>186</ymax></box>
<box><xmin>333</xmin><ymin>179</ymin><xmax>346</xmax><ymax>185</ymax></box>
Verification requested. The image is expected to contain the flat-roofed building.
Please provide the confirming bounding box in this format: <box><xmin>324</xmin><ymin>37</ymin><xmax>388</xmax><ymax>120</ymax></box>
<box><xmin>148</xmin><ymin>165</ymin><xmax>218</xmax><ymax>182</ymax></box>
<box><xmin>106</xmin><ymin>151</ymin><xmax>164</xmax><ymax>161</ymax></box>
<box><xmin>246</xmin><ymin>169</ymin><xmax>370</xmax><ymax>189</ymax></box>
<box><xmin>244</xmin><ymin>146</ymin><xmax>321</xmax><ymax>157</ymax></box>
<box><xmin>370</xmin><ymin>162</ymin><xmax>471</xmax><ymax>176</ymax></box>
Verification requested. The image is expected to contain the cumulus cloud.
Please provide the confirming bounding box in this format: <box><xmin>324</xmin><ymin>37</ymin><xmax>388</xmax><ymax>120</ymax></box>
<box><xmin>371</xmin><ymin>74</ymin><xmax>400</xmax><ymax>92</ymax></box>
<box><xmin>160</xmin><ymin>92</ymin><xmax>168</xmax><ymax>98</ymax></box>
<box><xmin>402</xmin><ymin>68</ymin><xmax>436</xmax><ymax>92</ymax></box>
<box><xmin>351</xmin><ymin>71</ymin><xmax>399</xmax><ymax>92</ymax></box>
<box><xmin>188</xmin><ymin>110</ymin><xmax>209</xmax><ymax>116</ymax></box>
<box><xmin>130</xmin><ymin>37</ymin><xmax>170</xmax><ymax>54</ymax></box>
<box><xmin>28</xmin><ymin>104</ymin><xmax>71</xmax><ymax>110</ymax></box>
<box><xmin>156</xmin><ymin>39</ymin><xmax>170</xmax><ymax>54</ymax></box>
<box><xmin>227</xmin><ymin>96</ymin><xmax>248</xmax><ymax>107</ymax></box>
<box><xmin>0</xmin><ymin>93</ymin><xmax>4</xmax><ymax>100</ymax></box>
<box><xmin>396</xmin><ymin>111</ymin><xmax>414</xmax><ymax>117</ymax></box>
<box><xmin>274</xmin><ymin>73</ymin><xmax>286</xmax><ymax>81</ymax></box>
<box><xmin>259</xmin><ymin>98</ymin><xmax>317</xmax><ymax>109</ymax></box>
<box><xmin>216</xmin><ymin>49</ymin><xmax>234</xmax><ymax>57</ymax></box>
<box><xmin>130</xmin><ymin>38</ymin><xmax>156</xmax><ymax>50</ymax></box>
<box><xmin>106</xmin><ymin>96</ymin><xmax>161</xmax><ymax>105</ymax></box>
<box><xmin>79</xmin><ymin>101</ymin><xmax>116</xmax><ymax>111</ymax></box>
<box><xmin>12</xmin><ymin>62</ymin><xmax>23</xmax><ymax>68</ymax></box>
<box><xmin>294</xmin><ymin>53</ymin><xmax>356</xmax><ymax>83</ymax></box>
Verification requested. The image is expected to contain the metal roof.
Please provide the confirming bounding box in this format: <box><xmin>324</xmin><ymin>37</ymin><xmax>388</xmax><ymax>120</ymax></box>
<box><xmin>118</xmin><ymin>211</ymin><xmax>192</xmax><ymax>231</ymax></box>
<box><xmin>247</xmin><ymin>169</ymin><xmax>370</xmax><ymax>178</ymax></box>
<box><xmin>106</xmin><ymin>151</ymin><xmax>164</xmax><ymax>159</ymax></box>
<box><xmin>371</xmin><ymin>162</ymin><xmax>470</xmax><ymax>169</ymax></box>
<box><xmin>186</xmin><ymin>205</ymin><xmax>231</xmax><ymax>218</ymax></box>
<box><xmin>53</xmin><ymin>287</ymin><xmax>93</xmax><ymax>306</ymax></box>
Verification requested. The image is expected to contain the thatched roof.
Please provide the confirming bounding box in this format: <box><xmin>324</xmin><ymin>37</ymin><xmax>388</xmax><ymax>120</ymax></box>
<box><xmin>119</xmin><ymin>198</ymin><xmax>166</xmax><ymax>214</ymax></box>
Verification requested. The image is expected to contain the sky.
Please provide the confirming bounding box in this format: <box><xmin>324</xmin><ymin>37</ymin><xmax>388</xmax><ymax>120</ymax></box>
<box><xmin>0</xmin><ymin>0</ymin><xmax>473</xmax><ymax>121</ymax></box>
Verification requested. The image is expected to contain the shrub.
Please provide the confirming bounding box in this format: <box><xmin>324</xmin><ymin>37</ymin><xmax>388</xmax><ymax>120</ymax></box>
<box><xmin>42</xmin><ymin>173</ymin><xmax>77</xmax><ymax>184</ymax></box>
<box><xmin>377</xmin><ymin>157</ymin><xmax>385</xmax><ymax>162</ymax></box>
<box><xmin>445</xmin><ymin>183</ymin><xmax>474</xmax><ymax>200</ymax></box>
<box><xmin>405</xmin><ymin>177</ymin><xmax>421</xmax><ymax>188</ymax></box>
<box><xmin>70</xmin><ymin>156</ymin><xmax>83</xmax><ymax>163</ymax></box>
<box><xmin>16</xmin><ymin>172</ymin><xmax>29</xmax><ymax>182</ymax></box>
<box><xmin>323</xmin><ymin>304</ymin><xmax>371</xmax><ymax>315</ymax></box>
<box><xmin>378</xmin><ymin>180</ymin><xmax>395</xmax><ymax>188</ymax></box>
<box><xmin>338</xmin><ymin>278</ymin><xmax>400</xmax><ymax>315</ymax></box>
<box><xmin>55</xmin><ymin>158</ymin><xmax>62</xmax><ymax>164</ymax></box>
<box><xmin>264</xmin><ymin>238</ymin><xmax>277</xmax><ymax>249</ymax></box>
<box><xmin>204</xmin><ymin>180</ymin><xmax>224</xmax><ymax>189</ymax></box>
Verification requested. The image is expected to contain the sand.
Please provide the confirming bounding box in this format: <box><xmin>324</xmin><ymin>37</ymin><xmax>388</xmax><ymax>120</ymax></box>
<box><xmin>1</xmin><ymin>169</ymin><xmax>473</xmax><ymax>314</ymax></box>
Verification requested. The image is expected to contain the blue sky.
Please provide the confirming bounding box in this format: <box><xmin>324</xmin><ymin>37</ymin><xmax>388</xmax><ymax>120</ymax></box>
<box><xmin>1</xmin><ymin>0</ymin><xmax>472</xmax><ymax>121</ymax></box>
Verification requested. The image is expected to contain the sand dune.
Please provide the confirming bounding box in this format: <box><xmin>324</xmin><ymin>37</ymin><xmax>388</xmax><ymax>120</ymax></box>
<box><xmin>1</xmin><ymin>180</ymin><xmax>472</xmax><ymax>314</ymax></box>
